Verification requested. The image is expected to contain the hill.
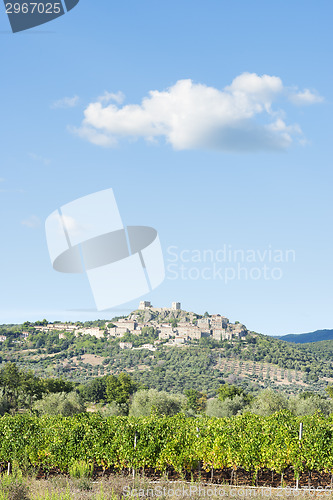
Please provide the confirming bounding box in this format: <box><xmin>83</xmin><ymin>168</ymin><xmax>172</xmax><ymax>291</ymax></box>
<box><xmin>1</xmin><ymin>302</ymin><xmax>333</xmax><ymax>397</ymax></box>
<box><xmin>276</xmin><ymin>329</ymin><xmax>333</xmax><ymax>344</ymax></box>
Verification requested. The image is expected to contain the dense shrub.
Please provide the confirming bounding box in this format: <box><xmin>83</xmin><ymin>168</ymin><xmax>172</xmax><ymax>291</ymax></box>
<box><xmin>129</xmin><ymin>389</ymin><xmax>187</xmax><ymax>417</ymax></box>
<box><xmin>33</xmin><ymin>392</ymin><xmax>84</xmax><ymax>416</ymax></box>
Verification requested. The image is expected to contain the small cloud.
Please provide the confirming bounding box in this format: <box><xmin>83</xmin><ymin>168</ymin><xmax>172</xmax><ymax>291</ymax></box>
<box><xmin>47</xmin><ymin>212</ymin><xmax>93</xmax><ymax>238</ymax></box>
<box><xmin>72</xmin><ymin>74</ymin><xmax>321</xmax><ymax>153</ymax></box>
<box><xmin>98</xmin><ymin>91</ymin><xmax>125</xmax><ymax>105</ymax></box>
<box><xmin>289</xmin><ymin>89</ymin><xmax>324</xmax><ymax>106</ymax></box>
<box><xmin>29</xmin><ymin>153</ymin><xmax>51</xmax><ymax>166</ymax></box>
<box><xmin>52</xmin><ymin>214</ymin><xmax>92</xmax><ymax>238</ymax></box>
<box><xmin>60</xmin><ymin>215</ymin><xmax>84</xmax><ymax>235</ymax></box>
<box><xmin>68</xmin><ymin>125</ymin><xmax>117</xmax><ymax>147</ymax></box>
<box><xmin>51</xmin><ymin>95</ymin><xmax>79</xmax><ymax>109</ymax></box>
<box><xmin>21</xmin><ymin>215</ymin><xmax>41</xmax><ymax>228</ymax></box>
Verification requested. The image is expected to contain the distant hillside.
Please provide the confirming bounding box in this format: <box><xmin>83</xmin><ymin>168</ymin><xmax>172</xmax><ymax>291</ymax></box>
<box><xmin>2</xmin><ymin>305</ymin><xmax>333</xmax><ymax>396</ymax></box>
<box><xmin>277</xmin><ymin>329</ymin><xmax>333</xmax><ymax>344</ymax></box>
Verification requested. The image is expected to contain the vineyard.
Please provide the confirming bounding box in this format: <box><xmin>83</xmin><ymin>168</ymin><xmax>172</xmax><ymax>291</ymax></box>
<box><xmin>1</xmin><ymin>411</ymin><xmax>333</xmax><ymax>487</ymax></box>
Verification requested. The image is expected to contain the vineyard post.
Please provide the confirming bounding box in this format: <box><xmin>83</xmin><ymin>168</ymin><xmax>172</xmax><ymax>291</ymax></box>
<box><xmin>7</xmin><ymin>462</ymin><xmax>10</xmax><ymax>476</ymax></box>
<box><xmin>196</xmin><ymin>427</ymin><xmax>201</xmax><ymax>476</ymax></box>
<box><xmin>132</xmin><ymin>432</ymin><xmax>137</xmax><ymax>480</ymax></box>
<box><xmin>296</xmin><ymin>422</ymin><xmax>303</xmax><ymax>490</ymax></box>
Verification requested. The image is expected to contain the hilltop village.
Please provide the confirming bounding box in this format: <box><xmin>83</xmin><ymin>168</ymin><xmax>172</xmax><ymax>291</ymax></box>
<box><xmin>15</xmin><ymin>301</ymin><xmax>249</xmax><ymax>351</ymax></box>
<box><xmin>110</xmin><ymin>301</ymin><xmax>248</xmax><ymax>346</ymax></box>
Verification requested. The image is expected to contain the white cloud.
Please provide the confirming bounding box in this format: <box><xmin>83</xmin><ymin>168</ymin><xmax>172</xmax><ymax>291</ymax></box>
<box><xmin>98</xmin><ymin>91</ymin><xmax>125</xmax><ymax>105</ymax></box>
<box><xmin>69</xmin><ymin>125</ymin><xmax>116</xmax><ymax>147</ymax></box>
<box><xmin>29</xmin><ymin>153</ymin><xmax>51</xmax><ymax>166</ymax></box>
<box><xmin>71</xmin><ymin>73</ymin><xmax>321</xmax><ymax>152</ymax></box>
<box><xmin>289</xmin><ymin>88</ymin><xmax>324</xmax><ymax>106</ymax></box>
<box><xmin>60</xmin><ymin>215</ymin><xmax>92</xmax><ymax>237</ymax></box>
<box><xmin>46</xmin><ymin>212</ymin><xmax>91</xmax><ymax>239</ymax></box>
<box><xmin>51</xmin><ymin>95</ymin><xmax>79</xmax><ymax>109</ymax></box>
<box><xmin>21</xmin><ymin>215</ymin><xmax>41</xmax><ymax>229</ymax></box>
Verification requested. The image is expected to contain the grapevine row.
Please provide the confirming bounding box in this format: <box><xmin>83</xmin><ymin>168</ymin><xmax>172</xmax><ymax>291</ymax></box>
<box><xmin>0</xmin><ymin>411</ymin><xmax>333</xmax><ymax>478</ymax></box>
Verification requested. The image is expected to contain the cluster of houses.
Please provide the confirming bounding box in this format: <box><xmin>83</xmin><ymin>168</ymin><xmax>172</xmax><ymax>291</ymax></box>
<box><xmin>33</xmin><ymin>323</ymin><xmax>106</xmax><ymax>339</ymax></box>
<box><xmin>0</xmin><ymin>301</ymin><xmax>248</xmax><ymax>349</ymax></box>
<box><xmin>0</xmin><ymin>332</ymin><xmax>29</xmax><ymax>342</ymax></box>
<box><xmin>108</xmin><ymin>301</ymin><xmax>248</xmax><ymax>348</ymax></box>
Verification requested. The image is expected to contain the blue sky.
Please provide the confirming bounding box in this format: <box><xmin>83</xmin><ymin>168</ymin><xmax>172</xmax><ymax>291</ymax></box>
<box><xmin>0</xmin><ymin>0</ymin><xmax>332</xmax><ymax>335</ymax></box>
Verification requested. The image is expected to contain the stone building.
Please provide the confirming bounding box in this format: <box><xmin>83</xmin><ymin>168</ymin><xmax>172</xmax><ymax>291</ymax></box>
<box><xmin>108</xmin><ymin>326</ymin><xmax>129</xmax><ymax>337</ymax></box>
<box><xmin>139</xmin><ymin>301</ymin><xmax>152</xmax><ymax>310</ymax></box>
<box><xmin>76</xmin><ymin>328</ymin><xmax>105</xmax><ymax>339</ymax></box>
<box><xmin>159</xmin><ymin>326</ymin><xmax>174</xmax><ymax>340</ymax></box>
<box><xmin>197</xmin><ymin>317</ymin><xmax>210</xmax><ymax>328</ymax></box>
<box><xmin>210</xmin><ymin>315</ymin><xmax>229</xmax><ymax>329</ymax></box>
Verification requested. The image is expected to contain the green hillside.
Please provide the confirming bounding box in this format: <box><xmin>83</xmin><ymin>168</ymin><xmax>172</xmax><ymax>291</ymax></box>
<box><xmin>1</xmin><ymin>309</ymin><xmax>333</xmax><ymax>397</ymax></box>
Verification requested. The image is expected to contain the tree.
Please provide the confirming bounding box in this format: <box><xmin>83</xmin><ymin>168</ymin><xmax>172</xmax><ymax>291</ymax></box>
<box><xmin>325</xmin><ymin>385</ymin><xmax>333</xmax><ymax>399</ymax></box>
<box><xmin>33</xmin><ymin>392</ymin><xmax>85</xmax><ymax>416</ymax></box>
<box><xmin>80</xmin><ymin>377</ymin><xmax>107</xmax><ymax>403</ymax></box>
<box><xmin>0</xmin><ymin>363</ymin><xmax>76</xmax><ymax>413</ymax></box>
<box><xmin>42</xmin><ymin>378</ymin><xmax>73</xmax><ymax>394</ymax></box>
<box><xmin>0</xmin><ymin>398</ymin><xmax>10</xmax><ymax>416</ymax></box>
<box><xmin>299</xmin><ymin>391</ymin><xmax>317</xmax><ymax>400</ymax></box>
<box><xmin>289</xmin><ymin>394</ymin><xmax>333</xmax><ymax>417</ymax></box>
<box><xmin>250</xmin><ymin>389</ymin><xmax>288</xmax><ymax>416</ymax></box>
<box><xmin>0</xmin><ymin>362</ymin><xmax>21</xmax><ymax>408</ymax></box>
<box><xmin>184</xmin><ymin>389</ymin><xmax>207</xmax><ymax>413</ymax></box>
<box><xmin>218</xmin><ymin>383</ymin><xmax>244</xmax><ymax>401</ymax></box>
<box><xmin>34</xmin><ymin>319</ymin><xmax>48</xmax><ymax>326</ymax></box>
<box><xmin>98</xmin><ymin>401</ymin><xmax>126</xmax><ymax>416</ymax></box>
<box><xmin>206</xmin><ymin>395</ymin><xmax>249</xmax><ymax>418</ymax></box>
<box><xmin>106</xmin><ymin>373</ymin><xmax>137</xmax><ymax>414</ymax></box>
<box><xmin>19</xmin><ymin>370</ymin><xmax>44</xmax><ymax>409</ymax></box>
<box><xmin>129</xmin><ymin>389</ymin><xmax>186</xmax><ymax>417</ymax></box>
